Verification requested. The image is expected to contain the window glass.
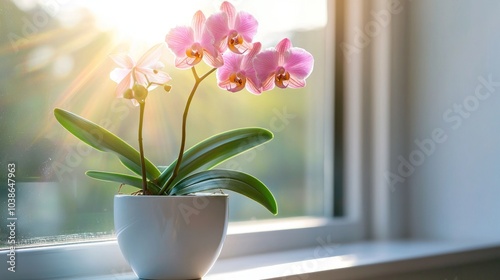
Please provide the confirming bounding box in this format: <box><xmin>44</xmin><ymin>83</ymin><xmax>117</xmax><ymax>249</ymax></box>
<box><xmin>0</xmin><ymin>0</ymin><xmax>328</xmax><ymax>248</ymax></box>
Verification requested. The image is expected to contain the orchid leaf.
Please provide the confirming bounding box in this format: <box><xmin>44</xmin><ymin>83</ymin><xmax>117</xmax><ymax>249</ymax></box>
<box><xmin>170</xmin><ymin>169</ymin><xmax>278</xmax><ymax>215</ymax></box>
<box><xmin>158</xmin><ymin>127</ymin><xmax>273</xmax><ymax>192</ymax></box>
<box><xmin>54</xmin><ymin>108</ymin><xmax>160</xmax><ymax>179</ymax></box>
<box><xmin>86</xmin><ymin>171</ymin><xmax>160</xmax><ymax>194</ymax></box>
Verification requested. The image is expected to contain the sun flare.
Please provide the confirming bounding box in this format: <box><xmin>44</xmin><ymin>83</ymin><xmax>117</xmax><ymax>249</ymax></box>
<box><xmin>75</xmin><ymin>1</ymin><xmax>202</xmax><ymax>45</ymax></box>
<box><xmin>67</xmin><ymin>0</ymin><xmax>327</xmax><ymax>47</ymax></box>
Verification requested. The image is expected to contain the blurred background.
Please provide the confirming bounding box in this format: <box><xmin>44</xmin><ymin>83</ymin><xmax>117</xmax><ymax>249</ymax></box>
<box><xmin>335</xmin><ymin>0</ymin><xmax>500</xmax><ymax>242</ymax></box>
<box><xmin>0</xmin><ymin>0</ymin><xmax>328</xmax><ymax>247</ymax></box>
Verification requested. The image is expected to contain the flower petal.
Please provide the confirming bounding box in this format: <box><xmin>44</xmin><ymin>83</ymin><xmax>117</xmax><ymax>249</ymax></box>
<box><xmin>245</xmin><ymin>70</ymin><xmax>261</xmax><ymax>94</ymax></box>
<box><xmin>234</xmin><ymin>11</ymin><xmax>258</xmax><ymax>43</ymax></box>
<box><xmin>137</xmin><ymin>68</ymin><xmax>172</xmax><ymax>85</ymax></box>
<box><xmin>216</xmin><ymin>52</ymin><xmax>242</xmax><ymax>82</ymax></box>
<box><xmin>166</xmin><ymin>26</ymin><xmax>195</xmax><ymax>57</ymax></box>
<box><xmin>218</xmin><ymin>77</ymin><xmax>232</xmax><ymax>91</ymax></box>
<box><xmin>254</xmin><ymin>49</ymin><xmax>279</xmax><ymax>84</ymax></box>
<box><xmin>192</xmin><ymin>11</ymin><xmax>206</xmax><ymax>41</ymax></box>
<box><xmin>260</xmin><ymin>74</ymin><xmax>275</xmax><ymax>92</ymax></box>
<box><xmin>153</xmin><ymin>61</ymin><xmax>165</xmax><ymax>70</ymax></box>
<box><xmin>115</xmin><ymin>73</ymin><xmax>132</xmax><ymax>97</ymax></box>
<box><xmin>276</xmin><ymin>38</ymin><xmax>292</xmax><ymax>54</ymax></box>
<box><xmin>175</xmin><ymin>55</ymin><xmax>195</xmax><ymax>69</ymax></box>
<box><xmin>200</xmin><ymin>27</ymin><xmax>220</xmax><ymax>61</ymax></box>
<box><xmin>110</xmin><ymin>68</ymin><xmax>131</xmax><ymax>84</ymax></box>
<box><xmin>137</xmin><ymin>43</ymin><xmax>166</xmax><ymax>68</ymax></box>
<box><xmin>284</xmin><ymin>48</ymin><xmax>314</xmax><ymax>79</ymax></box>
<box><xmin>110</xmin><ymin>53</ymin><xmax>134</xmax><ymax>69</ymax></box>
<box><xmin>205</xmin><ymin>12</ymin><xmax>229</xmax><ymax>50</ymax></box>
<box><xmin>220</xmin><ymin>1</ymin><xmax>237</xmax><ymax>27</ymax></box>
<box><xmin>241</xmin><ymin>42</ymin><xmax>261</xmax><ymax>70</ymax></box>
<box><xmin>287</xmin><ymin>76</ymin><xmax>306</xmax><ymax>88</ymax></box>
<box><xmin>133</xmin><ymin>69</ymin><xmax>149</xmax><ymax>86</ymax></box>
<box><xmin>246</xmin><ymin>83</ymin><xmax>261</xmax><ymax>94</ymax></box>
<box><xmin>203</xmin><ymin>49</ymin><xmax>224</xmax><ymax>68</ymax></box>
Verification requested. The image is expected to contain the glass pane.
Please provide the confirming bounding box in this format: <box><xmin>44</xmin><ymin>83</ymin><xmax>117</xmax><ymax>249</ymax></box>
<box><xmin>0</xmin><ymin>0</ymin><xmax>329</xmax><ymax>248</ymax></box>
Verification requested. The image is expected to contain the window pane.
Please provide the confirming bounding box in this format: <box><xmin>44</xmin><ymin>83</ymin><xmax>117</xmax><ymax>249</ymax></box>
<box><xmin>0</xmin><ymin>0</ymin><xmax>328</xmax><ymax>248</ymax></box>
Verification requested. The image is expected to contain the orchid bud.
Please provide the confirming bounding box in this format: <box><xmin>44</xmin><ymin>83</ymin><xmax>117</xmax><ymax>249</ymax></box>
<box><xmin>132</xmin><ymin>84</ymin><xmax>148</xmax><ymax>101</ymax></box>
<box><xmin>163</xmin><ymin>84</ymin><xmax>172</xmax><ymax>92</ymax></box>
<box><xmin>123</xmin><ymin>88</ymin><xmax>134</xmax><ymax>99</ymax></box>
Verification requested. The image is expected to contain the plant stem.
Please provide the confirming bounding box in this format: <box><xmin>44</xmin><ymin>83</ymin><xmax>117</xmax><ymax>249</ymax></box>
<box><xmin>138</xmin><ymin>101</ymin><xmax>148</xmax><ymax>194</ymax></box>
<box><xmin>163</xmin><ymin>67</ymin><xmax>217</xmax><ymax>194</ymax></box>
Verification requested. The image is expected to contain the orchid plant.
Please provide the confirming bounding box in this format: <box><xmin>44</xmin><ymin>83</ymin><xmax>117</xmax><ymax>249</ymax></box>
<box><xmin>54</xmin><ymin>1</ymin><xmax>314</xmax><ymax>215</ymax></box>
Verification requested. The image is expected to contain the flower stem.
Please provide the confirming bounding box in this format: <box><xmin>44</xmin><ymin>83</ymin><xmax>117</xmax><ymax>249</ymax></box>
<box><xmin>138</xmin><ymin>101</ymin><xmax>148</xmax><ymax>194</ymax></box>
<box><xmin>162</xmin><ymin>67</ymin><xmax>216</xmax><ymax>194</ymax></box>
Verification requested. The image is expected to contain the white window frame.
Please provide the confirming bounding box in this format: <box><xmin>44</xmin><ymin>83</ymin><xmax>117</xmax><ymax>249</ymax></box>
<box><xmin>0</xmin><ymin>2</ymin><xmax>376</xmax><ymax>279</ymax></box>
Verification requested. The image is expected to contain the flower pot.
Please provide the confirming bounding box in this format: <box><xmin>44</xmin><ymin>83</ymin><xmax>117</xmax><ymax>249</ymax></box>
<box><xmin>114</xmin><ymin>194</ymin><xmax>228</xmax><ymax>279</ymax></box>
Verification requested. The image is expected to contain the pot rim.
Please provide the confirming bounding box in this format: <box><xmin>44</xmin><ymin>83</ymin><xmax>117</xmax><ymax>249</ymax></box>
<box><xmin>114</xmin><ymin>193</ymin><xmax>229</xmax><ymax>198</ymax></box>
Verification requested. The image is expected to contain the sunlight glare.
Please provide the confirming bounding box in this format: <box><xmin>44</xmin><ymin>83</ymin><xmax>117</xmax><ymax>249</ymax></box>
<box><xmin>76</xmin><ymin>1</ymin><xmax>213</xmax><ymax>45</ymax></box>
<box><xmin>71</xmin><ymin>0</ymin><xmax>327</xmax><ymax>46</ymax></box>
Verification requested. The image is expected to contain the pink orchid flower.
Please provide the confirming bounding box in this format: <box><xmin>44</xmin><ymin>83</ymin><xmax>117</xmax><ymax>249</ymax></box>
<box><xmin>110</xmin><ymin>43</ymin><xmax>171</xmax><ymax>104</ymax></box>
<box><xmin>216</xmin><ymin>42</ymin><xmax>262</xmax><ymax>94</ymax></box>
<box><xmin>206</xmin><ymin>1</ymin><xmax>258</xmax><ymax>54</ymax></box>
<box><xmin>166</xmin><ymin>10</ymin><xmax>223</xmax><ymax>69</ymax></box>
<box><xmin>253</xmin><ymin>38</ymin><xmax>314</xmax><ymax>92</ymax></box>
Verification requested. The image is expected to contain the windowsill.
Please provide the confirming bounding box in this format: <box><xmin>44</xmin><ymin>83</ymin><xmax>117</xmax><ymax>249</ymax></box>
<box><xmin>64</xmin><ymin>239</ymin><xmax>500</xmax><ymax>279</ymax></box>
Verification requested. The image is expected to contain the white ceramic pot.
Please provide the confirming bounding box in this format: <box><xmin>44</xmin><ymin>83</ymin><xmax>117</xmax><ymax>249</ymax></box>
<box><xmin>114</xmin><ymin>194</ymin><xmax>228</xmax><ymax>279</ymax></box>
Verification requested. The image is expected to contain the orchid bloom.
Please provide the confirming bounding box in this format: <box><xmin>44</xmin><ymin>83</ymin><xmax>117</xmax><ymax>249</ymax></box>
<box><xmin>206</xmin><ymin>1</ymin><xmax>258</xmax><ymax>54</ymax></box>
<box><xmin>216</xmin><ymin>42</ymin><xmax>262</xmax><ymax>94</ymax></box>
<box><xmin>253</xmin><ymin>38</ymin><xmax>314</xmax><ymax>92</ymax></box>
<box><xmin>166</xmin><ymin>10</ymin><xmax>223</xmax><ymax>69</ymax></box>
<box><xmin>110</xmin><ymin>43</ymin><xmax>171</xmax><ymax>105</ymax></box>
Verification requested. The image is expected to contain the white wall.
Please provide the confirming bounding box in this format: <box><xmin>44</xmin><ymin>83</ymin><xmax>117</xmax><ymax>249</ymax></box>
<box><xmin>406</xmin><ymin>0</ymin><xmax>500</xmax><ymax>239</ymax></box>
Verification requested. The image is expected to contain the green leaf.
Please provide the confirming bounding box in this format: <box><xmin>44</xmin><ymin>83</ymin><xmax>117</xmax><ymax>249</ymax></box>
<box><xmin>158</xmin><ymin>127</ymin><xmax>273</xmax><ymax>192</ymax></box>
<box><xmin>170</xmin><ymin>170</ymin><xmax>278</xmax><ymax>215</ymax></box>
<box><xmin>86</xmin><ymin>171</ymin><xmax>160</xmax><ymax>194</ymax></box>
<box><xmin>54</xmin><ymin>108</ymin><xmax>160</xmax><ymax>179</ymax></box>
